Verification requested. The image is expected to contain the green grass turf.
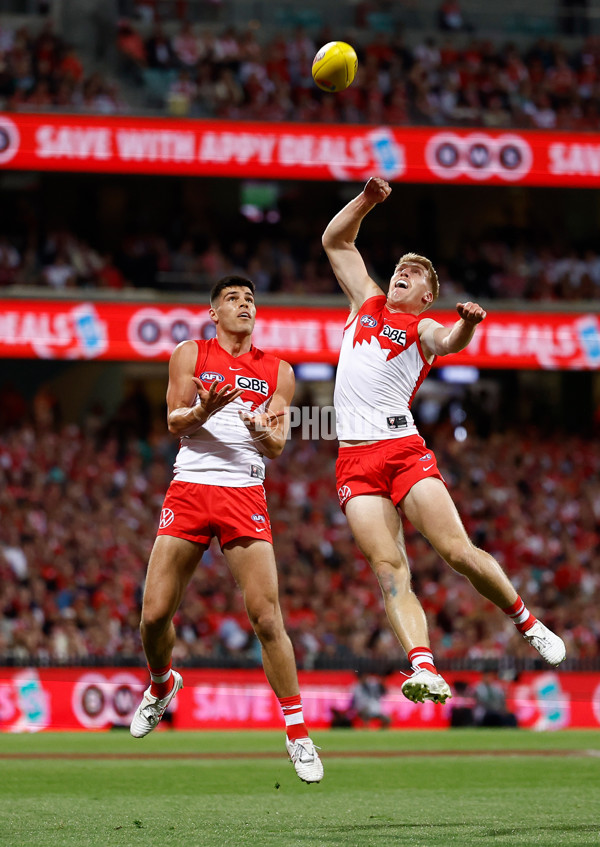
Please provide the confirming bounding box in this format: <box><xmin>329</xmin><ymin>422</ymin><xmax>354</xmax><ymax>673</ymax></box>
<box><xmin>1</xmin><ymin>730</ymin><xmax>599</xmax><ymax>847</ymax></box>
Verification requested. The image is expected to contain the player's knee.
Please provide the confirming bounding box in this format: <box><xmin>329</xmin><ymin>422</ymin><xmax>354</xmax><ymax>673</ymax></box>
<box><xmin>373</xmin><ymin>559</ymin><xmax>410</xmax><ymax>596</ymax></box>
<box><xmin>248</xmin><ymin>604</ymin><xmax>280</xmax><ymax>643</ymax></box>
<box><xmin>140</xmin><ymin>607</ymin><xmax>172</xmax><ymax>634</ymax></box>
<box><xmin>443</xmin><ymin>540</ymin><xmax>478</xmax><ymax>575</ymax></box>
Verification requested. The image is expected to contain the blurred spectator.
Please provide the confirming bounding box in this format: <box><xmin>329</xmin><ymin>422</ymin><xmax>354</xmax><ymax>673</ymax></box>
<box><xmin>449</xmin><ymin>679</ymin><xmax>476</xmax><ymax>727</ymax></box>
<box><xmin>145</xmin><ymin>22</ymin><xmax>176</xmax><ymax>71</ymax></box>
<box><xmin>116</xmin><ymin>19</ymin><xmax>146</xmax><ymax>84</ymax></box>
<box><xmin>438</xmin><ymin>1</ymin><xmax>469</xmax><ymax>32</ymax></box>
<box><xmin>472</xmin><ymin>671</ymin><xmax>518</xmax><ymax>727</ymax></box>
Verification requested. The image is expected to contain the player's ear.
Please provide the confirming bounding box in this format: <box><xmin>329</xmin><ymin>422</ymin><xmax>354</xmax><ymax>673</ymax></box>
<box><xmin>422</xmin><ymin>290</ymin><xmax>433</xmax><ymax>305</ymax></box>
<box><xmin>208</xmin><ymin>305</ymin><xmax>218</xmax><ymax>323</ymax></box>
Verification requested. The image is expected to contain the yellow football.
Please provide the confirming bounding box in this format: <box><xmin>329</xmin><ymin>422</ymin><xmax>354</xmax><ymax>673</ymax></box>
<box><xmin>312</xmin><ymin>41</ymin><xmax>358</xmax><ymax>93</ymax></box>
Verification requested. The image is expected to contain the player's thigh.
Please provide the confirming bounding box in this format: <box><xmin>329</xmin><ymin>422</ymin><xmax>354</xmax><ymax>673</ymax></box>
<box><xmin>142</xmin><ymin>534</ymin><xmax>206</xmax><ymax>619</ymax></box>
<box><xmin>345</xmin><ymin>494</ymin><xmax>405</xmax><ymax>565</ymax></box>
<box><xmin>400</xmin><ymin>477</ymin><xmax>470</xmax><ymax>556</ymax></box>
<box><xmin>223</xmin><ymin>538</ymin><xmax>280</xmax><ymax>610</ymax></box>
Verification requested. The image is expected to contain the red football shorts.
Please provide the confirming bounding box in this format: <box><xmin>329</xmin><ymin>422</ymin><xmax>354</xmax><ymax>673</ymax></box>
<box><xmin>335</xmin><ymin>435</ymin><xmax>445</xmax><ymax>513</ymax></box>
<box><xmin>156</xmin><ymin>481</ymin><xmax>273</xmax><ymax>547</ymax></box>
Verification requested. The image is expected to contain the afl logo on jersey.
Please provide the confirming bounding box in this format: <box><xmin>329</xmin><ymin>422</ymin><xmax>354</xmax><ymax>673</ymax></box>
<box><xmin>360</xmin><ymin>315</ymin><xmax>377</xmax><ymax>328</ymax></box>
<box><xmin>200</xmin><ymin>371</ymin><xmax>225</xmax><ymax>383</ymax></box>
<box><xmin>251</xmin><ymin>514</ymin><xmax>266</xmax><ymax>522</ymax></box>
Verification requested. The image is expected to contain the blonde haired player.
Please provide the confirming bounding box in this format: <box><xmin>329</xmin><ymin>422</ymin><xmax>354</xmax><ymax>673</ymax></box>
<box><xmin>323</xmin><ymin>178</ymin><xmax>566</xmax><ymax>705</ymax></box>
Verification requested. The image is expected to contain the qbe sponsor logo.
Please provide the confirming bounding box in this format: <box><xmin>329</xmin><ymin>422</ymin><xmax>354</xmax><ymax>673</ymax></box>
<box><xmin>235</xmin><ymin>375</ymin><xmax>269</xmax><ymax>395</ymax></box>
<box><xmin>381</xmin><ymin>325</ymin><xmax>407</xmax><ymax>345</ymax></box>
<box><xmin>72</xmin><ymin>672</ymin><xmax>146</xmax><ymax>729</ymax></box>
<box><xmin>425</xmin><ymin>132</ymin><xmax>532</xmax><ymax>182</ymax></box>
<box><xmin>127</xmin><ymin>307</ymin><xmax>215</xmax><ymax>356</ymax></box>
<box><xmin>0</xmin><ymin>116</ymin><xmax>20</xmax><ymax>164</ymax></box>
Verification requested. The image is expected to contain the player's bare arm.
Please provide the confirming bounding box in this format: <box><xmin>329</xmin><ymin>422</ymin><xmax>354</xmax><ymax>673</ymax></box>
<box><xmin>239</xmin><ymin>360</ymin><xmax>295</xmax><ymax>459</ymax></box>
<box><xmin>419</xmin><ymin>301</ymin><xmax>487</xmax><ymax>360</ymax></box>
<box><xmin>322</xmin><ymin>177</ymin><xmax>390</xmax><ymax>313</ymax></box>
<box><xmin>166</xmin><ymin>340</ymin><xmax>243</xmax><ymax>436</ymax></box>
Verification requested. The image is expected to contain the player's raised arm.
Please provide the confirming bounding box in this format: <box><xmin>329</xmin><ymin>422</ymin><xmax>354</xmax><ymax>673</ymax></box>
<box><xmin>166</xmin><ymin>340</ymin><xmax>243</xmax><ymax>436</ymax></box>
<box><xmin>239</xmin><ymin>360</ymin><xmax>295</xmax><ymax>459</ymax></box>
<box><xmin>419</xmin><ymin>301</ymin><xmax>487</xmax><ymax>358</ymax></box>
<box><xmin>322</xmin><ymin>177</ymin><xmax>390</xmax><ymax>312</ymax></box>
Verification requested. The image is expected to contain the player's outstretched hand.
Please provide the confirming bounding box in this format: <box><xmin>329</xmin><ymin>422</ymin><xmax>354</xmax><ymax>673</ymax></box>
<box><xmin>239</xmin><ymin>409</ymin><xmax>285</xmax><ymax>433</ymax></box>
<box><xmin>457</xmin><ymin>301</ymin><xmax>487</xmax><ymax>324</ymax></box>
<box><xmin>364</xmin><ymin>177</ymin><xmax>392</xmax><ymax>204</ymax></box>
<box><xmin>192</xmin><ymin>378</ymin><xmax>243</xmax><ymax>419</ymax></box>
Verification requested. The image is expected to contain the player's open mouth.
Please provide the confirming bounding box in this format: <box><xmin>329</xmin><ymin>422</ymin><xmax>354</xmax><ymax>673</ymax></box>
<box><xmin>395</xmin><ymin>280</ymin><xmax>408</xmax><ymax>289</ymax></box>
<box><xmin>238</xmin><ymin>311</ymin><xmax>251</xmax><ymax>318</ymax></box>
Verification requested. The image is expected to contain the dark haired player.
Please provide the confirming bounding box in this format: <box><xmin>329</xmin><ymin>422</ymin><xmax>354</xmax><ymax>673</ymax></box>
<box><xmin>130</xmin><ymin>275</ymin><xmax>323</xmax><ymax>783</ymax></box>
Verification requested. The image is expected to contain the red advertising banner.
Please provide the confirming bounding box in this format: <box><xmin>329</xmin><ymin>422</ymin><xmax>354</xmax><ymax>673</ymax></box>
<box><xmin>0</xmin><ymin>667</ymin><xmax>598</xmax><ymax>732</ymax></box>
<box><xmin>2</xmin><ymin>113</ymin><xmax>600</xmax><ymax>186</ymax></box>
<box><xmin>0</xmin><ymin>298</ymin><xmax>599</xmax><ymax>369</ymax></box>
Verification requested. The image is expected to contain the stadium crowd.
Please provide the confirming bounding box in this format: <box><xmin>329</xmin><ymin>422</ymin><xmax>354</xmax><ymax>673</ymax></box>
<box><xmin>1</xmin><ymin>224</ymin><xmax>600</xmax><ymax>303</ymax></box>
<box><xmin>0</xmin><ymin>20</ymin><xmax>125</xmax><ymax>113</ymax></box>
<box><xmin>2</xmin><ymin>16</ymin><xmax>600</xmax><ymax>130</ymax></box>
<box><xmin>1</xmin><ymin>381</ymin><xmax>598</xmax><ymax>669</ymax></box>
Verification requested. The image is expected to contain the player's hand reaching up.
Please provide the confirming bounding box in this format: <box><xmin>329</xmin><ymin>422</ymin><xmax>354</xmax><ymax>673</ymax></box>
<box><xmin>363</xmin><ymin>177</ymin><xmax>392</xmax><ymax>204</ymax></box>
<box><xmin>457</xmin><ymin>302</ymin><xmax>487</xmax><ymax>325</ymax></box>
<box><xmin>192</xmin><ymin>378</ymin><xmax>243</xmax><ymax>422</ymax></box>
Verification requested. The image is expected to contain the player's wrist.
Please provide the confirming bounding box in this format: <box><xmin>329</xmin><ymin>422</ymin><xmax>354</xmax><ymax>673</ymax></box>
<box><xmin>192</xmin><ymin>404</ymin><xmax>208</xmax><ymax>425</ymax></box>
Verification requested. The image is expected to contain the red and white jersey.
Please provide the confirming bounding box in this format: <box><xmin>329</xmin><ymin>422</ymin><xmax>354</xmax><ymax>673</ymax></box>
<box><xmin>174</xmin><ymin>338</ymin><xmax>280</xmax><ymax>487</ymax></box>
<box><xmin>334</xmin><ymin>295</ymin><xmax>434</xmax><ymax>440</ymax></box>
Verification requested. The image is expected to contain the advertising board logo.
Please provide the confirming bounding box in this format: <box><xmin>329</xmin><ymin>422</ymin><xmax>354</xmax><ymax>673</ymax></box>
<box><xmin>328</xmin><ymin>127</ymin><xmax>405</xmax><ymax>181</ymax></box>
<box><xmin>425</xmin><ymin>132</ymin><xmax>532</xmax><ymax>182</ymax></box>
<box><xmin>0</xmin><ymin>116</ymin><xmax>20</xmax><ymax>164</ymax></box>
<box><xmin>72</xmin><ymin>672</ymin><xmax>146</xmax><ymax>729</ymax></box>
<box><xmin>127</xmin><ymin>308</ymin><xmax>212</xmax><ymax>356</ymax></box>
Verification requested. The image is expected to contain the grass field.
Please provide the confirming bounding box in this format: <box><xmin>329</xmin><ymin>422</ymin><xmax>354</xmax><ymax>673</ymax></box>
<box><xmin>1</xmin><ymin>729</ymin><xmax>599</xmax><ymax>847</ymax></box>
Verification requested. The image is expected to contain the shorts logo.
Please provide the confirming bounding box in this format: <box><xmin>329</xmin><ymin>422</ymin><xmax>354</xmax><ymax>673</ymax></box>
<box><xmin>338</xmin><ymin>485</ymin><xmax>352</xmax><ymax>506</ymax></box>
<box><xmin>200</xmin><ymin>371</ymin><xmax>225</xmax><ymax>383</ymax></box>
<box><xmin>159</xmin><ymin>508</ymin><xmax>174</xmax><ymax>528</ymax></box>
<box><xmin>420</xmin><ymin>453</ymin><xmax>432</xmax><ymax>461</ymax></box>
<box><xmin>250</xmin><ymin>464</ymin><xmax>265</xmax><ymax>480</ymax></box>
<box><xmin>360</xmin><ymin>315</ymin><xmax>377</xmax><ymax>328</ymax></box>
<box><xmin>251</xmin><ymin>514</ymin><xmax>266</xmax><ymax>522</ymax></box>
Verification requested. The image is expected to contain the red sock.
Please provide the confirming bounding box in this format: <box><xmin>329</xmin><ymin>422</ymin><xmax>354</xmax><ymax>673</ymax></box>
<box><xmin>502</xmin><ymin>596</ymin><xmax>537</xmax><ymax>634</ymax></box>
<box><xmin>408</xmin><ymin>647</ymin><xmax>438</xmax><ymax>675</ymax></box>
<box><xmin>279</xmin><ymin>694</ymin><xmax>309</xmax><ymax>742</ymax></box>
<box><xmin>149</xmin><ymin>663</ymin><xmax>174</xmax><ymax>698</ymax></box>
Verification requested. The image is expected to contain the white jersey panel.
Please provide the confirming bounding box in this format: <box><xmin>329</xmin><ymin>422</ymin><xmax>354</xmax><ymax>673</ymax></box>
<box><xmin>174</xmin><ymin>395</ymin><xmax>268</xmax><ymax>487</ymax></box>
<box><xmin>334</xmin><ymin>298</ymin><xmax>431</xmax><ymax>441</ymax></box>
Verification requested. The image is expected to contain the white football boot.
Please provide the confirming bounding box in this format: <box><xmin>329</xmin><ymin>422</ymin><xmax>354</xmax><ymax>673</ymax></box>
<box><xmin>286</xmin><ymin>737</ymin><xmax>324</xmax><ymax>784</ymax></box>
<box><xmin>401</xmin><ymin>668</ymin><xmax>452</xmax><ymax>705</ymax></box>
<box><xmin>130</xmin><ymin>671</ymin><xmax>183</xmax><ymax>738</ymax></box>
